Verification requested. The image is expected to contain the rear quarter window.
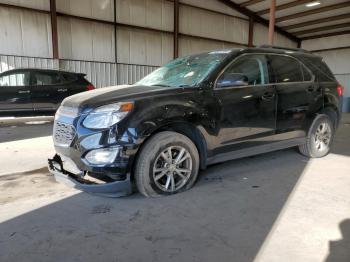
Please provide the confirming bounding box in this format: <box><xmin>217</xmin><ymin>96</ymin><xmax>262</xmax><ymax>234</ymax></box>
<box><xmin>301</xmin><ymin>57</ymin><xmax>335</xmax><ymax>82</ymax></box>
<box><xmin>61</xmin><ymin>73</ymin><xmax>78</xmax><ymax>83</ymax></box>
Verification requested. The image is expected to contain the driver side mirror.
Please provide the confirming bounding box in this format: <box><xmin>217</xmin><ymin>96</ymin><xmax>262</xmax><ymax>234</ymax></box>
<box><xmin>217</xmin><ymin>73</ymin><xmax>249</xmax><ymax>88</ymax></box>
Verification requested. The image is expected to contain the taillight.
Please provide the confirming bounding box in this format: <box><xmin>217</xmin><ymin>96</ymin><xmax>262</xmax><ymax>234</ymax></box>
<box><xmin>337</xmin><ymin>84</ymin><xmax>344</xmax><ymax>97</ymax></box>
<box><xmin>87</xmin><ymin>84</ymin><xmax>95</xmax><ymax>91</ymax></box>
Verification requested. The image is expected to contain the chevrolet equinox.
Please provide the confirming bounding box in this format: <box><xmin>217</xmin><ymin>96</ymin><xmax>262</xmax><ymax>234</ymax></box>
<box><xmin>49</xmin><ymin>46</ymin><xmax>343</xmax><ymax>197</ymax></box>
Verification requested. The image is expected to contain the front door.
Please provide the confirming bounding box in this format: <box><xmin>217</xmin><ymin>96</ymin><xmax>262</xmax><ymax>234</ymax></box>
<box><xmin>213</xmin><ymin>54</ymin><xmax>277</xmax><ymax>154</ymax></box>
<box><xmin>0</xmin><ymin>70</ymin><xmax>33</xmax><ymax>114</ymax></box>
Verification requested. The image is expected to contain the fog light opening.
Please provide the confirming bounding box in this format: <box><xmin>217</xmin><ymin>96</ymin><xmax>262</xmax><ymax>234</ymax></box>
<box><xmin>85</xmin><ymin>147</ymin><xmax>120</xmax><ymax>165</ymax></box>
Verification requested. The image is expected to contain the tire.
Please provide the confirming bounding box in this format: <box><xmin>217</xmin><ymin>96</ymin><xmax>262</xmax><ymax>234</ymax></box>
<box><xmin>299</xmin><ymin>114</ymin><xmax>334</xmax><ymax>158</ymax></box>
<box><xmin>134</xmin><ymin>131</ymin><xmax>200</xmax><ymax>197</ymax></box>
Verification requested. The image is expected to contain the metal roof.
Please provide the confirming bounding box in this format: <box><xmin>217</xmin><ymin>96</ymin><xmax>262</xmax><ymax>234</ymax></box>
<box><xmin>227</xmin><ymin>0</ymin><xmax>350</xmax><ymax>40</ymax></box>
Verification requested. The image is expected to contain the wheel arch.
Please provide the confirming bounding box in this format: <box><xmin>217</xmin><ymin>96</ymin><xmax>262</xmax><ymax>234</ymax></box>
<box><xmin>131</xmin><ymin>121</ymin><xmax>208</xmax><ymax>178</ymax></box>
<box><xmin>321</xmin><ymin>106</ymin><xmax>340</xmax><ymax>128</ymax></box>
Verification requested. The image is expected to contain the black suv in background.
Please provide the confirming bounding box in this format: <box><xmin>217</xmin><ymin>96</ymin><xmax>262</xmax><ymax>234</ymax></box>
<box><xmin>49</xmin><ymin>46</ymin><xmax>343</xmax><ymax>198</ymax></box>
<box><xmin>0</xmin><ymin>68</ymin><xmax>94</xmax><ymax>116</ymax></box>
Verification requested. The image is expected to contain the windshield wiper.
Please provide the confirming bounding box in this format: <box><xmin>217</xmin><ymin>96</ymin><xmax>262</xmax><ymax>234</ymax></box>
<box><xmin>150</xmin><ymin>84</ymin><xmax>191</xmax><ymax>88</ymax></box>
<box><xmin>150</xmin><ymin>84</ymin><xmax>172</xmax><ymax>87</ymax></box>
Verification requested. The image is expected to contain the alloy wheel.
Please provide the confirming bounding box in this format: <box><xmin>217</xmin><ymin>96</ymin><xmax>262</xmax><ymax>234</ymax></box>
<box><xmin>314</xmin><ymin>122</ymin><xmax>332</xmax><ymax>152</ymax></box>
<box><xmin>152</xmin><ymin>146</ymin><xmax>193</xmax><ymax>192</ymax></box>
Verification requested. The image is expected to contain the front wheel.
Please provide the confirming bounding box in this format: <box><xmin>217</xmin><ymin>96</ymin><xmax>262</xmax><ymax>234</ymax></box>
<box><xmin>299</xmin><ymin>114</ymin><xmax>334</xmax><ymax>158</ymax></box>
<box><xmin>134</xmin><ymin>131</ymin><xmax>199</xmax><ymax>197</ymax></box>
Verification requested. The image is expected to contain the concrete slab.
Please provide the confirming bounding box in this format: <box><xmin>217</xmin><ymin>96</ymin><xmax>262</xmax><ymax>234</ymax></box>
<box><xmin>0</xmin><ymin>116</ymin><xmax>53</xmax><ymax>126</ymax></box>
<box><xmin>0</xmin><ymin>115</ymin><xmax>349</xmax><ymax>262</ymax></box>
<box><xmin>0</xmin><ymin>136</ymin><xmax>54</xmax><ymax>176</ymax></box>
<box><xmin>0</xmin><ymin>120</ymin><xmax>54</xmax><ymax>176</ymax></box>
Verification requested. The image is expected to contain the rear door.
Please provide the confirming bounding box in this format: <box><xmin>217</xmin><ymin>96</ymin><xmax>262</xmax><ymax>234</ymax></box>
<box><xmin>30</xmin><ymin>70</ymin><xmax>67</xmax><ymax>111</ymax></box>
<box><xmin>0</xmin><ymin>71</ymin><xmax>33</xmax><ymax>113</ymax></box>
<box><xmin>268</xmin><ymin>54</ymin><xmax>320</xmax><ymax>138</ymax></box>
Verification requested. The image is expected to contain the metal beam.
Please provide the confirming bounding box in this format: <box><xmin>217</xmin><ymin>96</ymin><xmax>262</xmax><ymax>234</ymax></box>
<box><xmin>114</xmin><ymin>0</ymin><xmax>117</xmax><ymax>63</ymax></box>
<box><xmin>180</xmin><ymin>2</ymin><xmax>248</xmax><ymax>21</ymax></box>
<box><xmin>56</xmin><ymin>12</ymin><xmax>247</xmax><ymax>48</ymax></box>
<box><xmin>248</xmin><ymin>16</ymin><xmax>254</xmax><ymax>47</ymax></box>
<box><xmin>282</xmin><ymin>13</ymin><xmax>350</xmax><ymax>31</ymax></box>
<box><xmin>268</xmin><ymin>0</ymin><xmax>276</xmax><ymax>45</ymax></box>
<box><xmin>179</xmin><ymin>33</ymin><xmax>248</xmax><ymax>47</ymax></box>
<box><xmin>301</xmin><ymin>29</ymin><xmax>350</xmax><ymax>40</ymax></box>
<box><xmin>0</xmin><ymin>2</ymin><xmax>49</xmax><ymax>14</ymax></box>
<box><xmin>257</xmin><ymin>0</ymin><xmax>313</xmax><ymax>15</ymax></box>
<box><xmin>297</xmin><ymin>40</ymin><xmax>301</xmax><ymax>48</ymax></box>
<box><xmin>217</xmin><ymin>0</ymin><xmax>299</xmax><ymax>43</ymax></box>
<box><xmin>310</xmin><ymin>45</ymin><xmax>350</xmax><ymax>53</ymax></box>
<box><xmin>276</xmin><ymin>2</ymin><xmax>350</xmax><ymax>23</ymax></box>
<box><xmin>174</xmin><ymin>0</ymin><xmax>179</xmax><ymax>58</ymax></box>
<box><xmin>240</xmin><ymin>0</ymin><xmax>265</xmax><ymax>7</ymax></box>
<box><xmin>294</xmin><ymin>22</ymin><xmax>350</xmax><ymax>36</ymax></box>
<box><xmin>50</xmin><ymin>0</ymin><xmax>59</xmax><ymax>59</ymax></box>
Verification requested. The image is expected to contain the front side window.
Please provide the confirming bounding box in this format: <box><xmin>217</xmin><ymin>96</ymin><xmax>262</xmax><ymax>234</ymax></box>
<box><xmin>218</xmin><ymin>54</ymin><xmax>269</xmax><ymax>87</ymax></box>
<box><xmin>33</xmin><ymin>72</ymin><xmax>61</xmax><ymax>86</ymax></box>
<box><xmin>0</xmin><ymin>72</ymin><xmax>30</xmax><ymax>87</ymax></box>
<box><xmin>269</xmin><ymin>55</ymin><xmax>303</xmax><ymax>83</ymax></box>
<box><xmin>136</xmin><ymin>50</ymin><xmax>232</xmax><ymax>87</ymax></box>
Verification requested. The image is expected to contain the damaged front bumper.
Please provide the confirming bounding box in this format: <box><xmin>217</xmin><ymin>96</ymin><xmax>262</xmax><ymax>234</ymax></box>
<box><xmin>48</xmin><ymin>154</ymin><xmax>132</xmax><ymax>197</ymax></box>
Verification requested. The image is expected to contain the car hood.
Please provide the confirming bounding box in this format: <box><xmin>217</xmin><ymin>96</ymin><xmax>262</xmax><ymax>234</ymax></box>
<box><xmin>61</xmin><ymin>84</ymin><xmax>187</xmax><ymax>111</ymax></box>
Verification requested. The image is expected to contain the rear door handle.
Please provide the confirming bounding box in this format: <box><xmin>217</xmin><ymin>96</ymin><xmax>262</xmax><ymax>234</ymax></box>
<box><xmin>262</xmin><ymin>92</ymin><xmax>275</xmax><ymax>101</ymax></box>
<box><xmin>57</xmin><ymin>88</ymin><xmax>68</xmax><ymax>92</ymax></box>
<box><xmin>306</xmin><ymin>86</ymin><xmax>315</xmax><ymax>93</ymax></box>
<box><xmin>18</xmin><ymin>90</ymin><xmax>30</xmax><ymax>94</ymax></box>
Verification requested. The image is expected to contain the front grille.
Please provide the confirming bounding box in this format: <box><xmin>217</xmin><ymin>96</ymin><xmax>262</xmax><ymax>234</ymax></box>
<box><xmin>53</xmin><ymin>121</ymin><xmax>76</xmax><ymax>147</ymax></box>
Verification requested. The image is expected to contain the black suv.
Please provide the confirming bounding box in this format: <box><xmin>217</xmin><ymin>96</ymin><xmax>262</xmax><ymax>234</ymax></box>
<box><xmin>49</xmin><ymin>46</ymin><xmax>343</xmax><ymax>197</ymax></box>
<box><xmin>0</xmin><ymin>68</ymin><xmax>94</xmax><ymax>116</ymax></box>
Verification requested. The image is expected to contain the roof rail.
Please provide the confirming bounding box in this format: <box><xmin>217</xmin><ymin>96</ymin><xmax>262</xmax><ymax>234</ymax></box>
<box><xmin>257</xmin><ymin>45</ymin><xmax>311</xmax><ymax>54</ymax></box>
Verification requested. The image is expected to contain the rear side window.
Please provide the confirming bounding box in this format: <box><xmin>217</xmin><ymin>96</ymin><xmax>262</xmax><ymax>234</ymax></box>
<box><xmin>33</xmin><ymin>71</ymin><xmax>61</xmax><ymax>85</ymax></box>
<box><xmin>61</xmin><ymin>73</ymin><xmax>78</xmax><ymax>83</ymax></box>
<box><xmin>269</xmin><ymin>55</ymin><xmax>303</xmax><ymax>83</ymax></box>
<box><xmin>0</xmin><ymin>72</ymin><xmax>30</xmax><ymax>87</ymax></box>
<box><xmin>302</xmin><ymin>57</ymin><xmax>335</xmax><ymax>82</ymax></box>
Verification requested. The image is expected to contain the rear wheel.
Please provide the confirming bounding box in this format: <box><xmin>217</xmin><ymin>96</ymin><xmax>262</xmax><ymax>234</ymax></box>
<box><xmin>135</xmin><ymin>131</ymin><xmax>199</xmax><ymax>197</ymax></box>
<box><xmin>299</xmin><ymin>114</ymin><xmax>334</xmax><ymax>158</ymax></box>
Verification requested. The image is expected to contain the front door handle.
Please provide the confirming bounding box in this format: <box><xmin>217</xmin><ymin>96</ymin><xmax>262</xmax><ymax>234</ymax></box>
<box><xmin>262</xmin><ymin>92</ymin><xmax>275</xmax><ymax>101</ymax></box>
<box><xmin>18</xmin><ymin>90</ymin><xmax>30</xmax><ymax>94</ymax></box>
<box><xmin>57</xmin><ymin>88</ymin><xmax>68</xmax><ymax>92</ymax></box>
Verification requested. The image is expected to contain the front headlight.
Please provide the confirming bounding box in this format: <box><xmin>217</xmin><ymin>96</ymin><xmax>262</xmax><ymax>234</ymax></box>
<box><xmin>83</xmin><ymin>102</ymin><xmax>133</xmax><ymax>129</ymax></box>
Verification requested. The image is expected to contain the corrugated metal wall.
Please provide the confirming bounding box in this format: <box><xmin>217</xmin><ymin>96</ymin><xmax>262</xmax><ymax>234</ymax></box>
<box><xmin>302</xmin><ymin>34</ymin><xmax>350</xmax><ymax>51</ymax></box>
<box><xmin>179</xmin><ymin>4</ymin><xmax>249</xmax><ymax>46</ymax></box>
<box><xmin>253</xmin><ymin>23</ymin><xmax>298</xmax><ymax>48</ymax></box>
<box><xmin>179</xmin><ymin>36</ymin><xmax>244</xmax><ymax>57</ymax></box>
<box><xmin>304</xmin><ymin>35</ymin><xmax>350</xmax><ymax>112</ymax></box>
<box><xmin>0</xmin><ymin>55</ymin><xmax>157</xmax><ymax>88</ymax></box>
<box><xmin>0</xmin><ymin>55</ymin><xmax>58</xmax><ymax>72</ymax></box>
<box><xmin>57</xmin><ymin>17</ymin><xmax>116</xmax><ymax>63</ymax></box>
<box><xmin>0</xmin><ymin>0</ymin><xmax>301</xmax><ymax>89</ymax></box>
<box><xmin>0</xmin><ymin>6</ymin><xmax>52</xmax><ymax>57</ymax></box>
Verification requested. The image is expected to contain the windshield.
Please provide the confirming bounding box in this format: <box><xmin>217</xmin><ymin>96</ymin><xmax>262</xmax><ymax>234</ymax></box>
<box><xmin>136</xmin><ymin>50</ymin><xmax>232</xmax><ymax>87</ymax></box>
